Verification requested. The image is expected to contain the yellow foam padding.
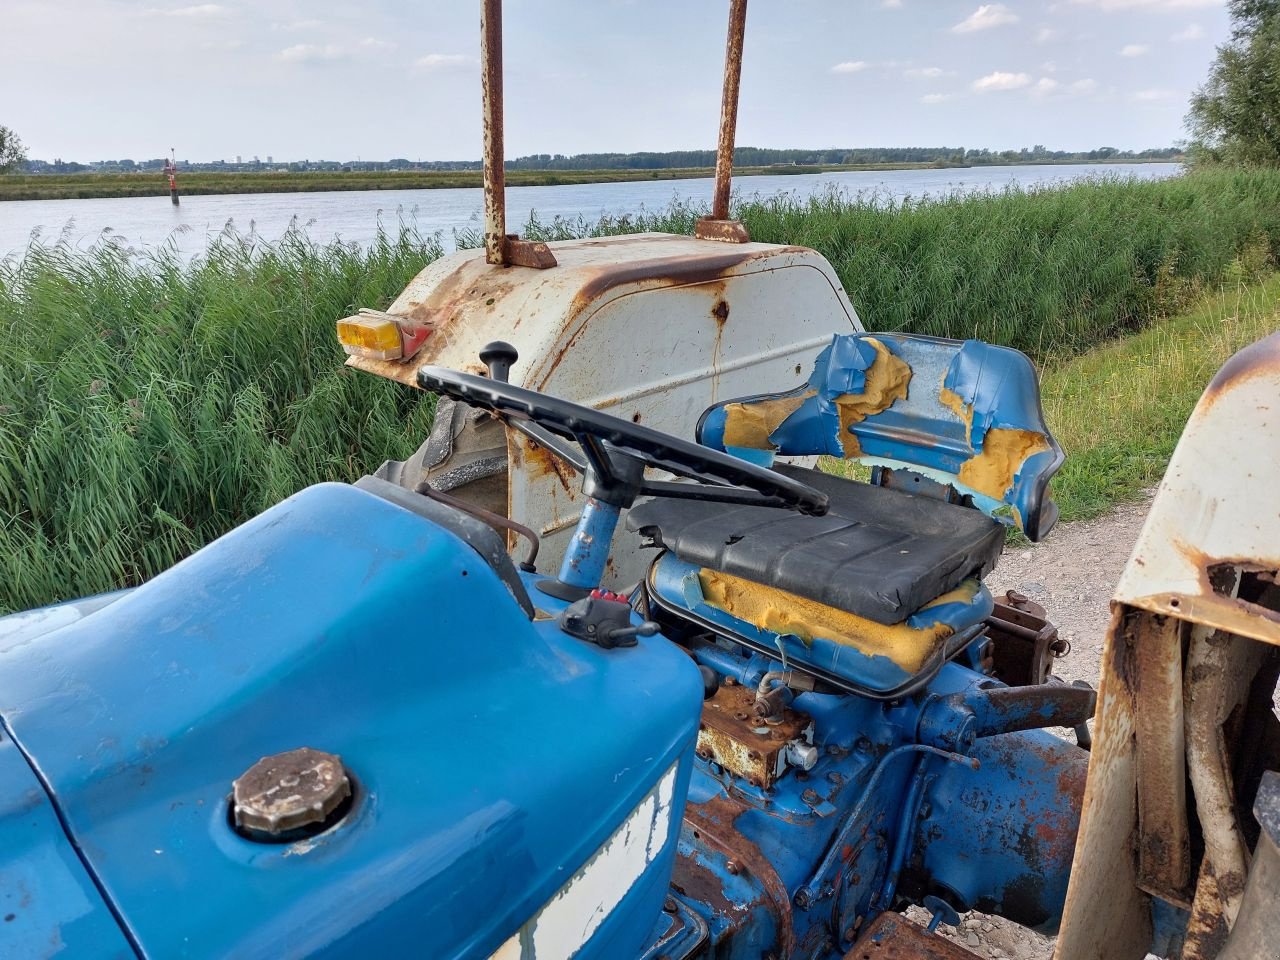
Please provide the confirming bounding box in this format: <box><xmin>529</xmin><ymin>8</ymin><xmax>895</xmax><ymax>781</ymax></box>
<box><xmin>835</xmin><ymin>338</ymin><xmax>911</xmax><ymax>458</ymax></box>
<box><xmin>938</xmin><ymin>385</ymin><xmax>974</xmax><ymax>445</ymax></box>
<box><xmin>697</xmin><ymin>569</ymin><xmax>980</xmax><ymax>672</ymax></box>
<box><xmin>939</xmin><ymin>381</ymin><xmax>1050</xmax><ymax>502</ymax></box>
<box><xmin>957</xmin><ymin>428</ymin><xmax>1051</xmax><ymax>500</ymax></box>
<box><xmin>721</xmin><ymin>391</ymin><xmax>816</xmax><ymax>450</ymax></box>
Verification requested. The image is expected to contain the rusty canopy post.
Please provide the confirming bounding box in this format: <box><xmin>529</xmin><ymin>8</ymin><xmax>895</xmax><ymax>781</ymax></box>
<box><xmin>481</xmin><ymin>0</ymin><xmax>505</xmax><ymax>265</ymax></box>
<box><xmin>695</xmin><ymin>0</ymin><xmax>751</xmax><ymax>244</ymax></box>
<box><xmin>480</xmin><ymin>0</ymin><xmax>556</xmax><ymax>269</ymax></box>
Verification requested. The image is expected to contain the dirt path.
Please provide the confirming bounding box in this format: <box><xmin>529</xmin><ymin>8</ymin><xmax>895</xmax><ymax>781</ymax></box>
<box><xmin>905</xmin><ymin>494</ymin><xmax>1157</xmax><ymax>960</ymax></box>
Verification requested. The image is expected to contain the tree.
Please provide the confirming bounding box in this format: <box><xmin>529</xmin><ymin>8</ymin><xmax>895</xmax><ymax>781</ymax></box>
<box><xmin>1186</xmin><ymin>0</ymin><xmax>1280</xmax><ymax>165</ymax></box>
<box><xmin>0</xmin><ymin>125</ymin><xmax>26</xmax><ymax>174</ymax></box>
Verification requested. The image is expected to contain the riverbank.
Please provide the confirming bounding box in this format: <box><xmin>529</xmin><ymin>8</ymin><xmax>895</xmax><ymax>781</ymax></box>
<box><xmin>0</xmin><ymin>158</ymin><xmax>1178</xmax><ymax>202</ymax></box>
<box><xmin>1</xmin><ymin>169</ymin><xmax>1277</xmax><ymax>612</ymax></box>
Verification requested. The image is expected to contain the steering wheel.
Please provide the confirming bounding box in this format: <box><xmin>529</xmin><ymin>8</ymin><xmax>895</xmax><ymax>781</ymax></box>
<box><xmin>417</xmin><ymin>362</ymin><xmax>829</xmax><ymax>516</ymax></box>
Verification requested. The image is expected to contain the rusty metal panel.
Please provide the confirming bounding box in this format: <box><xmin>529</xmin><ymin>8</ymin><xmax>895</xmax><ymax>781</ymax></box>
<box><xmin>1055</xmin><ymin>605</ymin><xmax>1154</xmax><ymax>960</ymax></box>
<box><xmin>1114</xmin><ymin>333</ymin><xmax>1280</xmax><ymax>648</ymax></box>
<box><xmin>696</xmin><ymin>682</ymin><xmax>810</xmax><ymax>789</ymax></box>
<box><xmin>1059</xmin><ymin>334</ymin><xmax>1280</xmax><ymax>960</ymax></box>
<box><xmin>1134</xmin><ymin>610</ymin><xmax>1192</xmax><ymax>904</ymax></box>
<box><xmin>845</xmin><ymin>912</ymin><xmax>979</xmax><ymax>960</ymax></box>
<box><xmin>346</xmin><ymin>234</ymin><xmax>861</xmax><ymax>586</ymax></box>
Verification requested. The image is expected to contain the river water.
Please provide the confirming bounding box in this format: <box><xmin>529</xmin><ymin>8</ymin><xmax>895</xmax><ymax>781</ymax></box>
<box><xmin>0</xmin><ymin>162</ymin><xmax>1181</xmax><ymax>261</ymax></box>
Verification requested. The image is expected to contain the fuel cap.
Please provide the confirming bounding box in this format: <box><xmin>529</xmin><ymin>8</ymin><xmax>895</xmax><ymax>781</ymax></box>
<box><xmin>232</xmin><ymin>747</ymin><xmax>351</xmax><ymax>842</ymax></box>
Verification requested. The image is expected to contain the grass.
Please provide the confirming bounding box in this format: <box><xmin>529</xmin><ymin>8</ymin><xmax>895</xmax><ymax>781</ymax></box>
<box><xmin>1044</xmin><ymin>272</ymin><xmax>1280</xmax><ymax>522</ymax></box>
<box><xmin>517</xmin><ymin>166</ymin><xmax>1280</xmax><ymax>359</ymax></box>
<box><xmin>0</xmin><ymin>226</ymin><xmax>440</xmax><ymax>613</ymax></box>
<box><xmin>2</xmin><ymin>168</ymin><xmax>1280</xmax><ymax>613</ymax></box>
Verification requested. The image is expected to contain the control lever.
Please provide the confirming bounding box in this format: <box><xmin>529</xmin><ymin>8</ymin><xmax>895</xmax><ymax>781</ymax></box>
<box><xmin>479</xmin><ymin>340</ymin><xmax>519</xmax><ymax>383</ymax></box>
<box><xmin>558</xmin><ymin>590</ymin><xmax>659</xmax><ymax>649</ymax></box>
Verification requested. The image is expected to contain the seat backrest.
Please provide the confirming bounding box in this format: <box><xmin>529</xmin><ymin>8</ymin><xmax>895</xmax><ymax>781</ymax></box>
<box><xmin>697</xmin><ymin>332</ymin><xmax>1063</xmax><ymax>541</ymax></box>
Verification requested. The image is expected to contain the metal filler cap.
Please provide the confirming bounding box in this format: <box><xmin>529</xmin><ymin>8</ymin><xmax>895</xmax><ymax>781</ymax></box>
<box><xmin>232</xmin><ymin>747</ymin><xmax>351</xmax><ymax>841</ymax></box>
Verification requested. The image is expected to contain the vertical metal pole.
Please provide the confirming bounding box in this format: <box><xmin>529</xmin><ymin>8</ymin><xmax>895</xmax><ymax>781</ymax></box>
<box><xmin>695</xmin><ymin>0</ymin><xmax>750</xmax><ymax>243</ymax></box>
<box><xmin>481</xmin><ymin>0</ymin><xmax>506</xmax><ymax>265</ymax></box>
<box><xmin>712</xmin><ymin>0</ymin><xmax>746</xmax><ymax>221</ymax></box>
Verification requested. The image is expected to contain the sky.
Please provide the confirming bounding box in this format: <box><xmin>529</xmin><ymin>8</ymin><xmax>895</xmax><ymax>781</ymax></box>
<box><xmin>1</xmin><ymin>0</ymin><xmax>1233</xmax><ymax>163</ymax></box>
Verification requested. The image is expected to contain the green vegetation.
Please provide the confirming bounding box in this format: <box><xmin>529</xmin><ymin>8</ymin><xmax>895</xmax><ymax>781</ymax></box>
<box><xmin>1044</xmin><ymin>271</ymin><xmax>1280</xmax><ymax>522</ymax></box>
<box><xmin>3</xmin><ymin>169</ymin><xmax>1279</xmax><ymax>612</ymax></box>
<box><xmin>0</xmin><ymin>229</ymin><xmax>440</xmax><ymax>613</ymax></box>
<box><xmin>0</xmin><ymin>164</ymin><xmax>937</xmax><ymax>201</ymax></box>
<box><xmin>1188</xmin><ymin>0</ymin><xmax>1280</xmax><ymax>166</ymax></box>
<box><xmin>516</xmin><ymin>167</ymin><xmax>1280</xmax><ymax>358</ymax></box>
<box><xmin>0</xmin><ymin>125</ymin><xmax>25</xmax><ymax>175</ymax></box>
<box><xmin>0</xmin><ymin>156</ymin><xmax>1179</xmax><ymax>202</ymax></box>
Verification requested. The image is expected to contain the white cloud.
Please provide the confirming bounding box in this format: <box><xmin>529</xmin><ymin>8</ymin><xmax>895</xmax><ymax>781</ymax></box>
<box><xmin>904</xmin><ymin>66</ymin><xmax>947</xmax><ymax>79</ymax></box>
<box><xmin>883</xmin><ymin>0</ymin><xmax>903</xmax><ymax>7</ymax></box>
<box><xmin>1132</xmin><ymin>88</ymin><xmax>1177</xmax><ymax>101</ymax></box>
<box><xmin>150</xmin><ymin>3</ymin><xmax>229</xmax><ymax>16</ymax></box>
<box><xmin>1031</xmin><ymin>77</ymin><xmax>1061</xmax><ymax>97</ymax></box>
<box><xmin>972</xmin><ymin>70</ymin><xmax>1032</xmax><ymax>92</ymax></box>
<box><xmin>1120</xmin><ymin>43</ymin><xmax>1150</xmax><ymax>56</ymax></box>
<box><xmin>277</xmin><ymin>19</ymin><xmax>326</xmax><ymax>31</ymax></box>
<box><xmin>358</xmin><ymin>37</ymin><xmax>396</xmax><ymax>52</ymax></box>
<box><xmin>1071</xmin><ymin>77</ymin><xmax>1100</xmax><ymax>93</ymax></box>
<box><xmin>1035</xmin><ymin>26</ymin><xmax>1060</xmax><ymax>44</ymax></box>
<box><xmin>1172</xmin><ymin>23</ymin><xmax>1206</xmax><ymax>40</ymax></box>
<box><xmin>277</xmin><ymin>43</ymin><xmax>346</xmax><ymax>63</ymax></box>
<box><xmin>921</xmin><ymin>93</ymin><xmax>957</xmax><ymax>104</ymax></box>
<box><xmin>953</xmin><ymin>4</ymin><xmax>1020</xmax><ymax>32</ymax></box>
<box><xmin>414</xmin><ymin>53</ymin><xmax>472</xmax><ymax>71</ymax></box>
<box><xmin>831</xmin><ymin>61</ymin><xmax>869</xmax><ymax>73</ymax></box>
<box><xmin>1071</xmin><ymin>0</ymin><xmax>1221</xmax><ymax>10</ymax></box>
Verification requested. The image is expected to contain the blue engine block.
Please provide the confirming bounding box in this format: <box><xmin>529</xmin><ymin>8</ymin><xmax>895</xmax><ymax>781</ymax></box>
<box><xmin>642</xmin><ymin>631</ymin><xmax>1089</xmax><ymax>960</ymax></box>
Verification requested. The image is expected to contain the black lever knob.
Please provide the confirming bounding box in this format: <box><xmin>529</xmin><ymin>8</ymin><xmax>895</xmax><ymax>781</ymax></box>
<box><xmin>479</xmin><ymin>341</ymin><xmax>519</xmax><ymax>383</ymax></box>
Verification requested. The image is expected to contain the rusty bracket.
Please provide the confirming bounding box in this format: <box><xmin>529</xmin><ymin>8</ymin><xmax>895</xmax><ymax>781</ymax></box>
<box><xmin>501</xmin><ymin>234</ymin><xmax>558</xmax><ymax>269</ymax></box>
<box><xmin>985</xmin><ymin>590</ymin><xmax>1066</xmax><ymax>686</ymax></box>
<box><xmin>846</xmin><ymin>912</ymin><xmax>979</xmax><ymax>960</ymax></box>
<box><xmin>696</xmin><ymin>683</ymin><xmax>810</xmax><ymax>789</ymax></box>
<box><xmin>694</xmin><ymin>217</ymin><xmax>751</xmax><ymax>244</ymax></box>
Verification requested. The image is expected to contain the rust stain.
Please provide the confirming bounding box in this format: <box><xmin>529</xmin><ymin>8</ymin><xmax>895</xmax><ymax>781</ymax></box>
<box><xmin>1199</xmin><ymin>330</ymin><xmax>1280</xmax><ymax>407</ymax></box>
<box><xmin>566</xmin><ymin>247</ymin><xmax>810</xmax><ymax>320</ymax></box>
<box><xmin>696</xmin><ymin>684</ymin><xmax>808</xmax><ymax>789</ymax></box>
<box><xmin>850</xmin><ymin>912</ymin><xmax>983</xmax><ymax>959</ymax></box>
<box><xmin>679</xmin><ymin>791</ymin><xmax>796</xmax><ymax>957</ymax></box>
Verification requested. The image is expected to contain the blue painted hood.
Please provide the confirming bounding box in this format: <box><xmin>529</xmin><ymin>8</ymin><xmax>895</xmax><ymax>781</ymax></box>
<box><xmin>0</xmin><ymin>483</ymin><xmax>702</xmax><ymax>958</ymax></box>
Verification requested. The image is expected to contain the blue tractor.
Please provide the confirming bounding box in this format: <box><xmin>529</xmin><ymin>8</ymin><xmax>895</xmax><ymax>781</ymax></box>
<box><xmin>1</xmin><ymin>329</ymin><xmax>1103</xmax><ymax>959</ymax></box>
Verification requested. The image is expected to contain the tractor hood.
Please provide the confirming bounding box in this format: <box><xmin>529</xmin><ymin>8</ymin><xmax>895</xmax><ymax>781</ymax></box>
<box><xmin>0</xmin><ymin>483</ymin><xmax>702</xmax><ymax>958</ymax></box>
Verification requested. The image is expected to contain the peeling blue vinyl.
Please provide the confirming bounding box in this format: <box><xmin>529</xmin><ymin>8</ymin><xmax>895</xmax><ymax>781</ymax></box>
<box><xmin>699</xmin><ymin>333</ymin><xmax>1064</xmax><ymax>541</ymax></box>
<box><xmin>649</xmin><ymin>555</ymin><xmax>993</xmax><ymax>694</ymax></box>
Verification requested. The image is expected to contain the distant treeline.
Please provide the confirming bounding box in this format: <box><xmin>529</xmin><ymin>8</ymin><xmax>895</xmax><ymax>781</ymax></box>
<box><xmin>20</xmin><ymin>145</ymin><xmax>1181</xmax><ymax>176</ymax></box>
<box><xmin>502</xmin><ymin>145</ymin><xmax>1181</xmax><ymax>170</ymax></box>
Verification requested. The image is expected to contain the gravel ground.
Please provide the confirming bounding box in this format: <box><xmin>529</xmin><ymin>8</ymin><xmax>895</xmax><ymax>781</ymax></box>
<box><xmin>903</xmin><ymin>494</ymin><xmax>1157</xmax><ymax>960</ymax></box>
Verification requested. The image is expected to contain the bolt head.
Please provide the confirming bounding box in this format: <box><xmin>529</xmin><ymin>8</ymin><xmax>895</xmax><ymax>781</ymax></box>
<box><xmin>232</xmin><ymin>747</ymin><xmax>350</xmax><ymax>841</ymax></box>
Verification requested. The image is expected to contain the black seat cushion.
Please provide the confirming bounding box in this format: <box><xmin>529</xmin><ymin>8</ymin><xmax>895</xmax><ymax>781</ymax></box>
<box><xmin>626</xmin><ymin>464</ymin><xmax>1004</xmax><ymax>625</ymax></box>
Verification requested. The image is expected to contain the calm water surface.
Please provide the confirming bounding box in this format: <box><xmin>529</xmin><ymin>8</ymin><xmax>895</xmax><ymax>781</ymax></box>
<box><xmin>0</xmin><ymin>162</ymin><xmax>1181</xmax><ymax>261</ymax></box>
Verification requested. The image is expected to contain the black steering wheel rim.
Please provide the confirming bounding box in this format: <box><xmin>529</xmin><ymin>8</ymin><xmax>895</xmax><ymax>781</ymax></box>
<box><xmin>417</xmin><ymin>366</ymin><xmax>829</xmax><ymax>516</ymax></box>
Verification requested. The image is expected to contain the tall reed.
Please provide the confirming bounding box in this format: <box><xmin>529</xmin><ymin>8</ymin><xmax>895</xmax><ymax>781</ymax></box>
<box><xmin>3</xmin><ymin>169</ymin><xmax>1279</xmax><ymax>611</ymax></box>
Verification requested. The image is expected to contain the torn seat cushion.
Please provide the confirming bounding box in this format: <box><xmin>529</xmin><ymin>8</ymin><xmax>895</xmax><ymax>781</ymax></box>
<box><xmin>626</xmin><ymin>464</ymin><xmax>1004</xmax><ymax>625</ymax></box>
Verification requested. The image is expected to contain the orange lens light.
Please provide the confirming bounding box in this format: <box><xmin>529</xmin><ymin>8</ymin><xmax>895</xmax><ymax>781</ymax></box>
<box><xmin>336</xmin><ymin>314</ymin><xmax>403</xmax><ymax>361</ymax></box>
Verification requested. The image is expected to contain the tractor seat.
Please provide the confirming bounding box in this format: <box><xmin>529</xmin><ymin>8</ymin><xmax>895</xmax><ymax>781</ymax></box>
<box><xmin>626</xmin><ymin>463</ymin><xmax>1004</xmax><ymax>626</ymax></box>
